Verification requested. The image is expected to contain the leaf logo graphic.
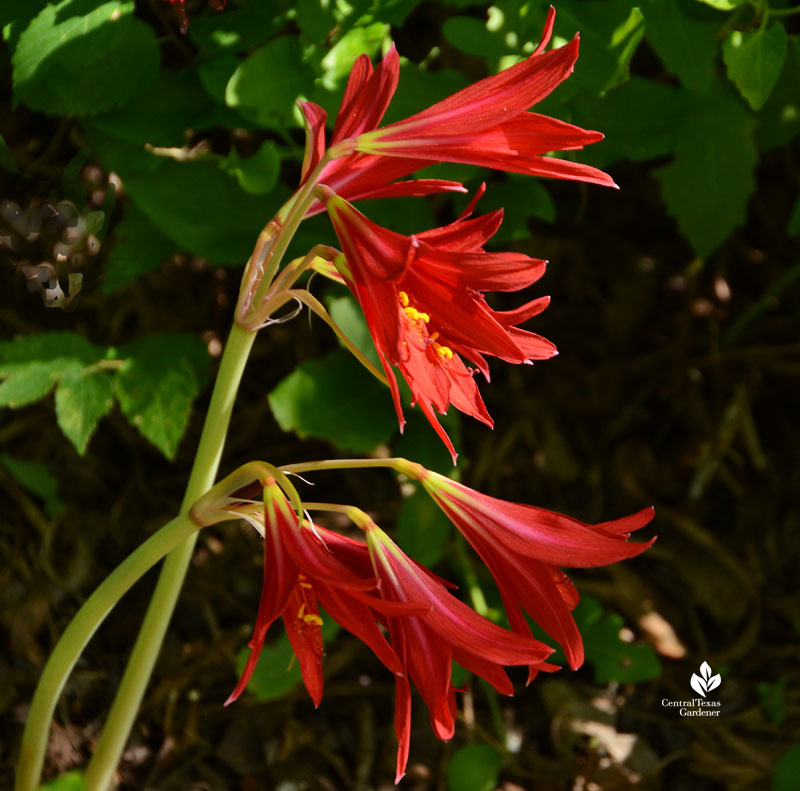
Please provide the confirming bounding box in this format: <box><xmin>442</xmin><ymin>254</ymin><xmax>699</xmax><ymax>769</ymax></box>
<box><xmin>690</xmin><ymin>661</ymin><xmax>722</xmax><ymax>697</ymax></box>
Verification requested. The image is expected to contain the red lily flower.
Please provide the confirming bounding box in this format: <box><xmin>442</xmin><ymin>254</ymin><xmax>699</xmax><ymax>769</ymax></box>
<box><xmin>317</xmin><ymin>184</ymin><xmax>556</xmax><ymax>462</ymax></box>
<box><xmin>226</xmin><ymin>481</ymin><xmax>418</xmax><ymax>707</ymax></box>
<box><xmin>364</xmin><ymin>521</ymin><xmax>555</xmax><ymax>783</ymax></box>
<box><xmin>414</xmin><ymin>467</ymin><xmax>656</xmax><ymax>671</ymax></box>
<box><xmin>300</xmin><ymin>7</ymin><xmax>612</xmax><ymax>215</ymax></box>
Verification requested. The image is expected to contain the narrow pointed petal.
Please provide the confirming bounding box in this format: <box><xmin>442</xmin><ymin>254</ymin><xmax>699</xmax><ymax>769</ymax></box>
<box><xmin>298</xmin><ymin>100</ymin><xmax>328</xmax><ymax>180</ymax></box>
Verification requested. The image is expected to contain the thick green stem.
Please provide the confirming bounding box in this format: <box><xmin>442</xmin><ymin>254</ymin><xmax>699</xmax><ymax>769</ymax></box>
<box><xmin>15</xmin><ymin>514</ymin><xmax>199</xmax><ymax>791</ymax></box>
<box><xmin>83</xmin><ymin>322</ymin><xmax>256</xmax><ymax>791</ymax></box>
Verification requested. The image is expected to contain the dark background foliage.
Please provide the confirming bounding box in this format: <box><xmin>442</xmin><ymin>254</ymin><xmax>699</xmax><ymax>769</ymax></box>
<box><xmin>1</xmin><ymin>0</ymin><xmax>799</xmax><ymax>789</ymax></box>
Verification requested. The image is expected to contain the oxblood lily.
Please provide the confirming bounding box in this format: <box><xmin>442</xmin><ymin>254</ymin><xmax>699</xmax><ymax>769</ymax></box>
<box><xmin>364</xmin><ymin>521</ymin><xmax>555</xmax><ymax>783</ymax></box>
<box><xmin>226</xmin><ymin>480</ymin><xmax>418</xmax><ymax>707</ymax></box>
<box><xmin>317</xmin><ymin>185</ymin><xmax>556</xmax><ymax>461</ymax></box>
<box><xmin>300</xmin><ymin>7</ymin><xmax>612</xmax><ymax>216</ymax></box>
<box><xmin>411</xmin><ymin>466</ymin><xmax>656</xmax><ymax>671</ymax></box>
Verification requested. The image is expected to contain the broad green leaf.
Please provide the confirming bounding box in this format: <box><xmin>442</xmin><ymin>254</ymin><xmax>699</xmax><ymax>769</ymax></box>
<box><xmin>380</xmin><ymin>65</ymin><xmax>470</xmax><ymax>126</ymax></box>
<box><xmin>226</xmin><ymin>36</ymin><xmax>313</xmax><ymax>127</ymax></box>
<box><xmin>104</xmin><ymin>204</ymin><xmax>176</xmax><ymax>292</ymax></box>
<box><xmin>0</xmin><ymin>132</ymin><xmax>17</xmax><ymax>172</ymax></box>
<box><xmin>698</xmin><ymin>0</ymin><xmax>745</xmax><ymax>9</ymax></box>
<box><xmin>447</xmin><ymin>744</ymin><xmax>504</xmax><ymax>791</ymax></box>
<box><xmin>443</xmin><ymin>15</ymin><xmax>508</xmax><ymax>59</ymax></box>
<box><xmin>55</xmin><ymin>370</ymin><xmax>114</xmax><ymax>455</ymax></box>
<box><xmin>238</xmin><ymin>616</ymin><xmax>340</xmax><ymax>702</ymax></box>
<box><xmin>578</xmin><ymin>596</ymin><xmax>662</xmax><ymax>683</ymax></box>
<box><xmin>756</xmin><ymin>36</ymin><xmax>800</xmax><ymax>150</ymax></box>
<box><xmin>0</xmin><ymin>333</ymin><xmax>104</xmax><ymax>407</ymax></box>
<box><xmin>39</xmin><ymin>770</ymin><xmax>87</xmax><ymax>791</ymax></box>
<box><xmin>0</xmin><ymin>362</ymin><xmax>62</xmax><ymax>408</ymax></box>
<box><xmin>320</xmin><ymin>22</ymin><xmax>389</xmax><ymax>85</ymax></box>
<box><xmin>328</xmin><ymin>294</ymin><xmax>381</xmax><ymax>367</ymax></box>
<box><xmin>188</xmin><ymin>2</ymin><xmax>282</xmax><ymax>54</ymax></box>
<box><xmin>723</xmin><ymin>23</ymin><xmax>788</xmax><ymax>111</ymax></box>
<box><xmin>773</xmin><ymin>745</ymin><xmax>800</xmax><ymax>791</ymax></box>
<box><xmin>571</xmin><ymin>77</ymin><xmax>692</xmax><ymax>167</ymax></box>
<box><xmin>643</xmin><ymin>0</ymin><xmax>719</xmax><ymax>93</ymax></box>
<box><xmin>12</xmin><ymin>0</ymin><xmax>159</xmax><ymax>116</ymax></box>
<box><xmin>556</xmin><ymin>0</ymin><xmax>645</xmax><ymax>94</ymax></box>
<box><xmin>0</xmin><ymin>453</ymin><xmax>63</xmax><ymax>517</ymax></box>
<box><xmin>656</xmin><ymin>87</ymin><xmax>757</xmax><ymax>257</ymax></box>
<box><xmin>121</xmin><ymin>159</ymin><xmax>276</xmax><ymax>265</ymax></box>
<box><xmin>482</xmin><ymin>175</ymin><xmax>555</xmax><ymax>238</ymax></box>
<box><xmin>268</xmin><ymin>349</ymin><xmax>397</xmax><ymax>453</ymax></box>
<box><xmin>0</xmin><ymin>332</ymin><xmax>101</xmax><ymax>373</ymax></box>
<box><xmin>395</xmin><ymin>488</ymin><xmax>453</xmax><ymax>568</ymax></box>
<box><xmin>296</xmin><ymin>0</ymin><xmax>339</xmax><ymax>43</ymax></box>
<box><xmin>113</xmin><ymin>334</ymin><xmax>209</xmax><ymax>459</ymax></box>
<box><xmin>224</xmin><ymin>142</ymin><xmax>280</xmax><ymax>195</ymax></box>
<box><xmin>89</xmin><ymin>68</ymin><xmax>233</xmax><ymax>148</ymax></box>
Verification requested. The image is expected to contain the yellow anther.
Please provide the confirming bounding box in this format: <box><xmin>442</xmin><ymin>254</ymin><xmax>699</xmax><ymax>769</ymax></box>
<box><xmin>398</xmin><ymin>291</ymin><xmax>409</xmax><ymax>307</ymax></box>
<box><xmin>435</xmin><ymin>344</ymin><xmax>454</xmax><ymax>360</ymax></box>
<box><xmin>430</xmin><ymin>331</ymin><xmax>439</xmax><ymax>341</ymax></box>
<box><xmin>418</xmin><ymin>312</ymin><xmax>430</xmax><ymax>323</ymax></box>
<box><xmin>297</xmin><ymin>603</ymin><xmax>306</xmax><ymax>619</ymax></box>
<box><xmin>299</xmin><ymin>581</ymin><xmax>313</xmax><ymax>588</ymax></box>
<box><xmin>404</xmin><ymin>307</ymin><xmax>420</xmax><ymax>321</ymax></box>
<box><xmin>303</xmin><ymin>613</ymin><xmax>323</xmax><ymax>626</ymax></box>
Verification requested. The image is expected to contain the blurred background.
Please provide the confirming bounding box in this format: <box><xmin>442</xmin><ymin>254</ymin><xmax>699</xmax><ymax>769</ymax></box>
<box><xmin>1</xmin><ymin>0</ymin><xmax>799</xmax><ymax>789</ymax></box>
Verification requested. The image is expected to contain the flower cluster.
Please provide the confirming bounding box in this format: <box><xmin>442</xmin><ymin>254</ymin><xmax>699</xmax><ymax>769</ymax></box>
<box><xmin>223</xmin><ymin>469</ymin><xmax>653</xmax><ymax>782</ymax></box>
<box><xmin>224</xmin><ymin>8</ymin><xmax>656</xmax><ymax>783</ymax></box>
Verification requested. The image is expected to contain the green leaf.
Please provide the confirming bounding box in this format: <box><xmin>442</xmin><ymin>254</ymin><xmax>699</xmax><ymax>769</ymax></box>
<box><xmin>12</xmin><ymin>0</ymin><xmax>159</xmax><ymax>116</ymax></box>
<box><xmin>0</xmin><ymin>453</ymin><xmax>63</xmax><ymax>517</ymax></box>
<box><xmin>188</xmin><ymin>2</ymin><xmax>282</xmax><ymax>54</ymax></box>
<box><xmin>643</xmin><ymin>0</ymin><xmax>719</xmax><ymax>93</ymax></box>
<box><xmin>328</xmin><ymin>294</ymin><xmax>381</xmax><ymax>367</ymax></box>
<box><xmin>443</xmin><ymin>15</ymin><xmax>508</xmax><ymax>59</ymax></box>
<box><xmin>756</xmin><ymin>36</ymin><xmax>800</xmax><ymax>150</ymax></box>
<box><xmin>555</xmin><ymin>0</ymin><xmax>646</xmax><ymax>94</ymax></box>
<box><xmin>226</xmin><ymin>36</ymin><xmax>313</xmax><ymax>127</ymax></box>
<box><xmin>395</xmin><ymin>488</ymin><xmax>453</xmax><ymax>568</ymax></box>
<box><xmin>482</xmin><ymin>175</ymin><xmax>555</xmax><ymax>238</ymax></box>
<box><xmin>55</xmin><ymin>370</ymin><xmax>114</xmax><ymax>455</ymax></box>
<box><xmin>723</xmin><ymin>23</ymin><xmax>788</xmax><ymax>111</ymax></box>
<box><xmin>113</xmin><ymin>334</ymin><xmax>209</xmax><ymax>459</ymax></box>
<box><xmin>0</xmin><ymin>132</ymin><xmax>18</xmax><ymax>172</ymax></box>
<box><xmin>447</xmin><ymin>744</ymin><xmax>504</xmax><ymax>791</ymax></box>
<box><xmin>224</xmin><ymin>142</ymin><xmax>280</xmax><ymax>195</ymax></box>
<box><xmin>238</xmin><ymin>615</ymin><xmax>340</xmax><ymax>702</ymax></box>
<box><xmin>0</xmin><ymin>362</ymin><xmax>62</xmax><ymax>408</ymax></box>
<box><xmin>121</xmin><ymin>159</ymin><xmax>277</xmax><ymax>265</ymax></box>
<box><xmin>698</xmin><ymin>0</ymin><xmax>745</xmax><ymax>9</ymax></box>
<box><xmin>0</xmin><ymin>332</ymin><xmax>101</xmax><ymax>373</ymax></box>
<box><xmin>380</xmin><ymin>65</ymin><xmax>470</xmax><ymax>127</ymax></box>
<box><xmin>571</xmin><ymin>77</ymin><xmax>692</xmax><ymax>167</ymax></box>
<box><xmin>104</xmin><ymin>204</ymin><xmax>176</xmax><ymax>292</ymax></box>
<box><xmin>39</xmin><ymin>769</ymin><xmax>87</xmax><ymax>791</ymax></box>
<box><xmin>0</xmin><ymin>332</ymin><xmax>104</xmax><ymax>409</ymax></box>
<box><xmin>758</xmin><ymin>678</ymin><xmax>787</xmax><ymax>725</ymax></box>
<box><xmin>89</xmin><ymin>68</ymin><xmax>233</xmax><ymax>148</ymax></box>
<box><xmin>320</xmin><ymin>22</ymin><xmax>389</xmax><ymax>85</ymax></box>
<box><xmin>578</xmin><ymin>596</ymin><xmax>661</xmax><ymax>683</ymax></box>
<box><xmin>656</xmin><ymin>87</ymin><xmax>757</xmax><ymax>257</ymax></box>
<box><xmin>773</xmin><ymin>745</ymin><xmax>800</xmax><ymax>791</ymax></box>
<box><xmin>296</xmin><ymin>0</ymin><xmax>339</xmax><ymax>43</ymax></box>
<box><xmin>268</xmin><ymin>349</ymin><xmax>397</xmax><ymax>453</ymax></box>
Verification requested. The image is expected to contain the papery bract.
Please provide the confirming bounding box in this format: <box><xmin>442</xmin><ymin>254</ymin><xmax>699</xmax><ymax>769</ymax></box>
<box><xmin>318</xmin><ymin>185</ymin><xmax>556</xmax><ymax>461</ymax></box>
<box><xmin>364</xmin><ymin>522</ymin><xmax>555</xmax><ymax>782</ymax></box>
<box><xmin>414</xmin><ymin>467</ymin><xmax>656</xmax><ymax>670</ymax></box>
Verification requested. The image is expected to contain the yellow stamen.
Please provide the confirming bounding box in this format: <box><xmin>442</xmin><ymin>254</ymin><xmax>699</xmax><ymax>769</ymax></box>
<box><xmin>299</xmin><ymin>581</ymin><xmax>313</xmax><ymax>589</ymax></box>
<box><xmin>398</xmin><ymin>291</ymin><xmax>409</xmax><ymax>307</ymax></box>
<box><xmin>297</xmin><ymin>603</ymin><xmax>306</xmax><ymax>619</ymax></box>
<box><xmin>417</xmin><ymin>312</ymin><xmax>430</xmax><ymax>323</ymax></box>
<box><xmin>404</xmin><ymin>306</ymin><xmax>420</xmax><ymax>321</ymax></box>
<box><xmin>430</xmin><ymin>331</ymin><xmax>439</xmax><ymax>341</ymax></box>
<box><xmin>303</xmin><ymin>613</ymin><xmax>323</xmax><ymax>626</ymax></box>
<box><xmin>434</xmin><ymin>343</ymin><xmax>453</xmax><ymax>360</ymax></box>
